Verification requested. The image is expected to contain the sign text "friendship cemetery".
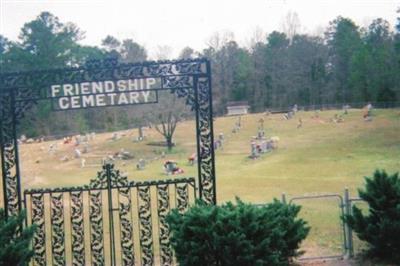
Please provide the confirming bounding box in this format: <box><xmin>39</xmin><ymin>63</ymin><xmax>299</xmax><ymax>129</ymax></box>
<box><xmin>49</xmin><ymin>78</ymin><xmax>160</xmax><ymax>110</ymax></box>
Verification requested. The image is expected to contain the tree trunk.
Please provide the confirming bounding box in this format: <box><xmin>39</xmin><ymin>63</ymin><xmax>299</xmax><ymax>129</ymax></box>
<box><xmin>138</xmin><ymin>126</ymin><xmax>143</xmax><ymax>139</ymax></box>
<box><xmin>166</xmin><ymin>136</ymin><xmax>173</xmax><ymax>151</ymax></box>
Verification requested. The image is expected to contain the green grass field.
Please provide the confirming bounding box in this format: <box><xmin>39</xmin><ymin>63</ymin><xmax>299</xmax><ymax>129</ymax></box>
<box><xmin>2</xmin><ymin>108</ymin><xmax>400</xmax><ymax>259</ymax></box>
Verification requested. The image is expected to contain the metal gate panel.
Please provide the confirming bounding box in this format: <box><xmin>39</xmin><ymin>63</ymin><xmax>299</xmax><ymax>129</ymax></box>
<box><xmin>289</xmin><ymin>194</ymin><xmax>346</xmax><ymax>261</ymax></box>
<box><xmin>24</xmin><ymin>164</ymin><xmax>196</xmax><ymax>266</ymax></box>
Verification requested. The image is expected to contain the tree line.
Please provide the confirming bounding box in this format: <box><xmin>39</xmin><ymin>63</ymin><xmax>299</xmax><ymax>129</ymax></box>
<box><xmin>1</xmin><ymin>11</ymin><xmax>399</xmax><ymax>137</ymax></box>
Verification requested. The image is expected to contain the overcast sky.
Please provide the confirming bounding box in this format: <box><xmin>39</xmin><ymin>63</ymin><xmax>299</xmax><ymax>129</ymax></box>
<box><xmin>1</xmin><ymin>0</ymin><xmax>399</xmax><ymax>57</ymax></box>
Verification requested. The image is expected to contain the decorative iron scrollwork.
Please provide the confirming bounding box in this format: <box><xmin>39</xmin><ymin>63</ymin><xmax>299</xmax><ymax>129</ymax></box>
<box><xmin>25</xmin><ymin>164</ymin><xmax>197</xmax><ymax>266</ymax></box>
<box><xmin>89</xmin><ymin>190</ymin><xmax>105</xmax><ymax>265</ymax></box>
<box><xmin>0</xmin><ymin>91</ymin><xmax>21</xmax><ymax>217</ymax></box>
<box><xmin>31</xmin><ymin>193</ymin><xmax>46</xmax><ymax>266</ymax></box>
<box><xmin>3</xmin><ymin>56</ymin><xmax>216</xmax><ymax>265</ymax></box>
<box><xmin>89</xmin><ymin>164</ymin><xmax>129</xmax><ymax>189</ymax></box>
<box><xmin>196</xmin><ymin>76</ymin><xmax>216</xmax><ymax>205</ymax></box>
<box><xmin>163</xmin><ymin>76</ymin><xmax>192</xmax><ymax>89</ymax></box>
<box><xmin>70</xmin><ymin>191</ymin><xmax>85</xmax><ymax>266</ymax></box>
<box><xmin>50</xmin><ymin>193</ymin><xmax>66</xmax><ymax>265</ymax></box>
<box><xmin>118</xmin><ymin>187</ymin><xmax>135</xmax><ymax>265</ymax></box>
<box><xmin>2</xmin><ymin>58</ymin><xmax>215</xmax><ymax>221</ymax></box>
<box><xmin>176</xmin><ymin>183</ymin><xmax>189</xmax><ymax>213</ymax></box>
<box><xmin>0</xmin><ymin>58</ymin><xmax>208</xmax><ymax>90</ymax></box>
<box><xmin>138</xmin><ymin>186</ymin><xmax>154</xmax><ymax>265</ymax></box>
<box><xmin>157</xmin><ymin>184</ymin><xmax>173</xmax><ymax>266</ymax></box>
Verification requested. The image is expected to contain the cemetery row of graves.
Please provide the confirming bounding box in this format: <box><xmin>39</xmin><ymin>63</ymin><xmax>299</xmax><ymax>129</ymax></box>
<box><xmin>2</xmin><ymin>106</ymin><xmax>399</xmax><ymax>261</ymax></box>
<box><xmin>18</xmin><ymin>103</ymin><xmax>377</xmax><ymax>182</ymax></box>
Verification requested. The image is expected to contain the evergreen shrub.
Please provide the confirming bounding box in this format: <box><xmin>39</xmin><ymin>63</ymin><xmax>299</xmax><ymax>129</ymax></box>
<box><xmin>166</xmin><ymin>198</ymin><xmax>309</xmax><ymax>266</ymax></box>
<box><xmin>344</xmin><ymin>170</ymin><xmax>400</xmax><ymax>261</ymax></box>
<box><xmin>0</xmin><ymin>209</ymin><xmax>36</xmax><ymax>266</ymax></box>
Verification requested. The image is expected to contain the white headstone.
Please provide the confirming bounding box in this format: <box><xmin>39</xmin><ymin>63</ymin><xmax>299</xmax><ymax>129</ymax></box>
<box><xmin>74</xmin><ymin>149</ymin><xmax>81</xmax><ymax>158</ymax></box>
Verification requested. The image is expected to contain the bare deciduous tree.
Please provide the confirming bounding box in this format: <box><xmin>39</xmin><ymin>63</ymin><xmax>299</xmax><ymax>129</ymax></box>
<box><xmin>147</xmin><ymin>92</ymin><xmax>190</xmax><ymax>151</ymax></box>
<box><xmin>281</xmin><ymin>11</ymin><xmax>301</xmax><ymax>42</ymax></box>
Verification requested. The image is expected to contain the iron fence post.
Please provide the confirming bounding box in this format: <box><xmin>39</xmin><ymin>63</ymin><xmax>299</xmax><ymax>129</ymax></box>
<box><xmin>106</xmin><ymin>163</ymin><xmax>116</xmax><ymax>266</ymax></box>
<box><xmin>193</xmin><ymin>75</ymin><xmax>202</xmax><ymax>202</ymax></box>
<box><xmin>0</xmin><ymin>116</ymin><xmax>8</xmax><ymax>216</ymax></box>
<box><xmin>11</xmin><ymin>90</ymin><xmax>23</xmax><ymax>215</ymax></box>
<box><xmin>344</xmin><ymin>188</ymin><xmax>354</xmax><ymax>258</ymax></box>
<box><xmin>206</xmin><ymin>60</ymin><xmax>217</xmax><ymax>205</ymax></box>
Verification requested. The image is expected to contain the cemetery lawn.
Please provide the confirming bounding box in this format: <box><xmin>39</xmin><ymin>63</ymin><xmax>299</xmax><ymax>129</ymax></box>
<box><xmin>2</xmin><ymin>108</ymin><xmax>400</xmax><ymax>257</ymax></box>
<box><xmin>15</xmin><ymin>108</ymin><xmax>400</xmax><ymax>196</ymax></box>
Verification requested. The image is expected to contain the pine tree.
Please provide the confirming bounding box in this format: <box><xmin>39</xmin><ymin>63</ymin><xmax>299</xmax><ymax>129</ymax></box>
<box><xmin>0</xmin><ymin>209</ymin><xmax>36</xmax><ymax>266</ymax></box>
<box><xmin>344</xmin><ymin>170</ymin><xmax>400</xmax><ymax>261</ymax></box>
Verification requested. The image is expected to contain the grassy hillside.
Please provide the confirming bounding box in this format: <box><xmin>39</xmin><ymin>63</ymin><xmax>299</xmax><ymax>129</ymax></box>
<box><xmin>1</xmin><ymin>108</ymin><xmax>399</xmax><ymax>258</ymax></box>
<box><xmin>10</xmin><ymin>108</ymin><xmax>399</xmax><ymax>201</ymax></box>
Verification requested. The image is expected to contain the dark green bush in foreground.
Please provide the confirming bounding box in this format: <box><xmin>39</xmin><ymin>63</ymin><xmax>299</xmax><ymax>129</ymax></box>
<box><xmin>0</xmin><ymin>209</ymin><xmax>36</xmax><ymax>266</ymax></box>
<box><xmin>166</xmin><ymin>198</ymin><xmax>309</xmax><ymax>266</ymax></box>
<box><xmin>344</xmin><ymin>170</ymin><xmax>400</xmax><ymax>261</ymax></box>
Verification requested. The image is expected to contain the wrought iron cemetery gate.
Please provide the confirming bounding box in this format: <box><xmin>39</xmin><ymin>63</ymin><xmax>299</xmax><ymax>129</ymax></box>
<box><xmin>0</xmin><ymin>58</ymin><xmax>216</xmax><ymax>265</ymax></box>
<box><xmin>24</xmin><ymin>163</ymin><xmax>196</xmax><ymax>265</ymax></box>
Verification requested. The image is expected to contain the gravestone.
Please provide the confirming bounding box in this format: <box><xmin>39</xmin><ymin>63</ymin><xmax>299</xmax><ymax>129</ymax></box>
<box><xmin>118</xmin><ymin>149</ymin><xmax>134</xmax><ymax>160</ymax></box>
<box><xmin>48</xmin><ymin>143</ymin><xmax>57</xmax><ymax>154</ymax></box>
<box><xmin>283</xmin><ymin>112</ymin><xmax>292</xmax><ymax>120</ymax></box>
<box><xmin>214</xmin><ymin>140</ymin><xmax>221</xmax><ymax>150</ymax></box>
<box><xmin>75</xmin><ymin>135</ymin><xmax>81</xmax><ymax>146</ymax></box>
<box><xmin>164</xmin><ymin>160</ymin><xmax>184</xmax><ymax>175</ymax></box>
<box><xmin>112</xmin><ymin>133</ymin><xmax>120</xmax><ymax>141</ymax></box>
<box><xmin>292</xmin><ymin>104</ymin><xmax>298</xmax><ymax>113</ymax></box>
<box><xmin>74</xmin><ymin>149</ymin><xmax>81</xmax><ymax>159</ymax></box>
<box><xmin>260</xmin><ymin>140</ymin><xmax>268</xmax><ymax>153</ymax></box>
<box><xmin>136</xmin><ymin>159</ymin><xmax>146</xmax><ymax>170</ymax></box>
<box><xmin>82</xmin><ymin>143</ymin><xmax>90</xmax><ymax>154</ymax></box>
<box><xmin>20</xmin><ymin>134</ymin><xmax>27</xmax><ymax>143</ymax></box>
<box><xmin>250</xmin><ymin>141</ymin><xmax>259</xmax><ymax>159</ymax></box>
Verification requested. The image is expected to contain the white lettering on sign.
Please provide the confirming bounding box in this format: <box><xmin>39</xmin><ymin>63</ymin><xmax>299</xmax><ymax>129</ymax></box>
<box><xmin>117</xmin><ymin>80</ymin><xmax>127</xmax><ymax>91</ymax></box>
<box><xmin>58</xmin><ymin>97</ymin><xmax>69</xmax><ymax>109</ymax></box>
<box><xmin>64</xmin><ymin>84</ymin><xmax>74</xmax><ymax>96</ymax></box>
<box><xmin>82</xmin><ymin>95</ymin><xmax>95</xmax><ymax>107</ymax></box>
<box><xmin>96</xmin><ymin>94</ymin><xmax>106</xmax><ymax>106</ymax></box>
<box><xmin>71</xmin><ymin>96</ymin><xmax>81</xmax><ymax>108</ymax></box>
<box><xmin>104</xmin><ymin>81</ymin><xmax>115</xmax><ymax>93</ymax></box>
<box><xmin>81</xmin><ymin>82</ymin><xmax>90</xmax><ymax>94</ymax></box>
<box><xmin>51</xmin><ymin>85</ymin><xmax>61</xmax><ymax>97</ymax></box>
<box><xmin>142</xmin><ymin>91</ymin><xmax>150</xmax><ymax>102</ymax></box>
<box><xmin>49</xmin><ymin>78</ymin><xmax>160</xmax><ymax>110</ymax></box>
<box><xmin>147</xmin><ymin>78</ymin><xmax>156</xmax><ymax>89</ymax></box>
<box><xmin>92</xmin><ymin>82</ymin><xmax>103</xmax><ymax>94</ymax></box>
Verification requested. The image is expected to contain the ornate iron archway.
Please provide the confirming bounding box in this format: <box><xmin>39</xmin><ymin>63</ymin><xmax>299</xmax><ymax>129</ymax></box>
<box><xmin>0</xmin><ymin>58</ymin><xmax>216</xmax><ymax>217</ymax></box>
